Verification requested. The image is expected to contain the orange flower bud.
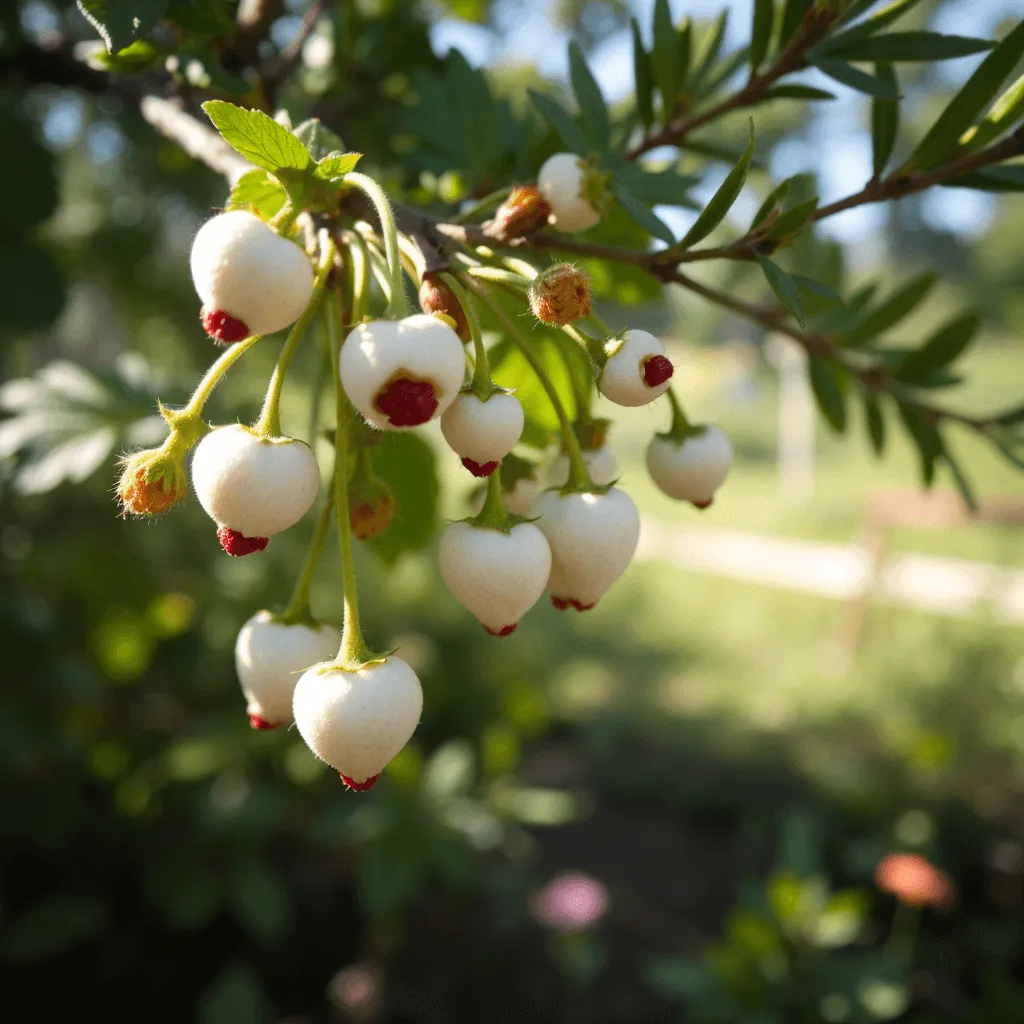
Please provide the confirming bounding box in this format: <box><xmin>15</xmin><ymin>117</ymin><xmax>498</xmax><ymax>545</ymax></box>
<box><xmin>529</xmin><ymin>264</ymin><xmax>591</xmax><ymax>326</ymax></box>
<box><xmin>488</xmin><ymin>185</ymin><xmax>552</xmax><ymax>239</ymax></box>
<box><xmin>419</xmin><ymin>273</ymin><xmax>469</xmax><ymax>342</ymax></box>
<box><xmin>117</xmin><ymin>447</ymin><xmax>188</xmax><ymax>517</ymax></box>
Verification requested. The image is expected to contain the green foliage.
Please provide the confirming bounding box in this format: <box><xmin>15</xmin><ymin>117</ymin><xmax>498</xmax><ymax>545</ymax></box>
<box><xmin>681</xmin><ymin>121</ymin><xmax>755</xmax><ymax>248</ymax></box>
<box><xmin>77</xmin><ymin>0</ymin><xmax>167</xmax><ymax>53</ymax></box>
<box><xmin>367</xmin><ymin>433</ymin><xmax>439</xmax><ymax>565</ymax></box>
<box><xmin>202</xmin><ymin>102</ymin><xmax>311</xmax><ymax>175</ymax></box>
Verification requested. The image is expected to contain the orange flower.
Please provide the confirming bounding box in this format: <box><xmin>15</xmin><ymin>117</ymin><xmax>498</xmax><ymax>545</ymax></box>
<box><xmin>875</xmin><ymin>852</ymin><xmax>955</xmax><ymax>910</ymax></box>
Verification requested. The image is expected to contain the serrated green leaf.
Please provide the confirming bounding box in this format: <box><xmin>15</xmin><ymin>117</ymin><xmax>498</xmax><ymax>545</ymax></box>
<box><xmin>768</xmin><ymin>197</ymin><xmax>819</xmax><ymax>239</ymax></box>
<box><xmin>652</xmin><ymin>0</ymin><xmax>683</xmax><ymax>114</ymax></box>
<box><xmin>616</xmin><ymin>187</ymin><xmax>676</xmax><ymax>244</ymax></box>
<box><xmin>894</xmin><ymin>312</ymin><xmax>980</xmax><ymax>381</ymax></box>
<box><xmin>907</xmin><ymin>19</ymin><xmax>1024</xmax><ymax>170</ymax></box>
<box><xmin>825</xmin><ymin>32</ymin><xmax>994</xmax><ymax>63</ymax></box>
<box><xmin>813</xmin><ymin>58</ymin><xmax>902</xmax><ymax>100</ymax></box>
<box><xmin>227</xmin><ymin>169</ymin><xmax>287</xmax><ymax>220</ymax></box>
<box><xmin>314</xmin><ymin>152</ymin><xmax>362</xmax><ymax>181</ymax></box>
<box><xmin>943</xmin><ymin>166</ymin><xmax>1024</xmax><ymax>192</ymax></box>
<box><xmin>809</xmin><ymin>358</ymin><xmax>848</xmax><ymax>432</ymax></box>
<box><xmin>569</xmin><ymin>41</ymin><xmax>610</xmax><ymax>153</ymax></box>
<box><xmin>750</xmin><ymin>176</ymin><xmax>795</xmax><ymax>230</ymax></box>
<box><xmin>631</xmin><ymin>20</ymin><xmax>655</xmax><ymax>130</ymax></box>
<box><xmin>202</xmin><ymin>101</ymin><xmax>311</xmax><ymax>175</ymax></box>
<box><xmin>751</xmin><ymin>0</ymin><xmax>775</xmax><ymax>70</ymax></box>
<box><xmin>962</xmin><ymin>72</ymin><xmax>1024</xmax><ymax>149</ymax></box>
<box><xmin>293</xmin><ymin>118</ymin><xmax>345</xmax><ymax>161</ymax></box>
<box><xmin>843</xmin><ymin>271</ymin><xmax>936</xmax><ymax>344</ymax></box>
<box><xmin>779</xmin><ymin>0</ymin><xmax>813</xmax><ymax>46</ymax></box>
<box><xmin>529</xmin><ymin>90</ymin><xmax>587</xmax><ymax>153</ymax></box>
<box><xmin>871</xmin><ymin>62</ymin><xmax>900</xmax><ymax>177</ymax></box>
<box><xmin>864</xmin><ymin>393</ymin><xmax>887</xmax><ymax>454</ymax></box>
<box><xmin>761</xmin><ymin>85</ymin><xmax>837</xmax><ymax>101</ymax></box>
<box><xmin>897</xmin><ymin>402</ymin><xmax>943</xmax><ymax>485</ymax></box>
<box><xmin>757</xmin><ymin>254</ymin><xmax>806</xmax><ymax>326</ymax></box>
<box><xmin>681</xmin><ymin>121</ymin><xmax>755</xmax><ymax>247</ymax></box>
<box><xmin>77</xmin><ymin>0</ymin><xmax>167</xmax><ymax>54</ymax></box>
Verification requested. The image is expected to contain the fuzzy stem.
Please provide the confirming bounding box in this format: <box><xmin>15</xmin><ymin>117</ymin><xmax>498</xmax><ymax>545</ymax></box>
<box><xmin>445</xmin><ymin>273</ymin><xmax>490</xmax><ymax>395</ymax></box>
<box><xmin>253</xmin><ymin>234</ymin><xmax>337</xmax><ymax>438</ymax></box>
<box><xmin>277</xmin><ymin>495</ymin><xmax>334</xmax><ymax>625</ymax></box>
<box><xmin>269</xmin><ymin>195</ymin><xmax>300</xmax><ymax>234</ymax></box>
<box><xmin>562</xmin><ymin>322</ymin><xmax>607</xmax><ymax>367</ymax></box>
<box><xmin>347</xmin><ymin>232</ymin><xmax>372</xmax><ymax>323</ymax></box>
<box><xmin>347</xmin><ymin>171</ymin><xmax>410</xmax><ymax>318</ymax></box>
<box><xmin>463</xmin><ymin>265</ymin><xmax>532</xmax><ymax>290</ymax></box>
<box><xmin>470</xmin><ymin>281</ymin><xmax>593</xmax><ymax>492</ymax></box>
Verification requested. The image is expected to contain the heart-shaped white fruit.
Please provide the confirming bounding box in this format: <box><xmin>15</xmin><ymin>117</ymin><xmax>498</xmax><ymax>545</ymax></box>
<box><xmin>441</xmin><ymin>390</ymin><xmax>524</xmax><ymax>476</ymax></box>
<box><xmin>531</xmin><ymin>487</ymin><xmax>640</xmax><ymax>610</ymax></box>
<box><xmin>439</xmin><ymin>521</ymin><xmax>552</xmax><ymax>635</ymax></box>
<box><xmin>292</xmin><ymin>656</ymin><xmax>423</xmax><ymax>787</ymax></box>
<box><xmin>235</xmin><ymin>611</ymin><xmax>340</xmax><ymax>729</ymax></box>
<box><xmin>646</xmin><ymin>427</ymin><xmax>732</xmax><ymax>507</ymax></box>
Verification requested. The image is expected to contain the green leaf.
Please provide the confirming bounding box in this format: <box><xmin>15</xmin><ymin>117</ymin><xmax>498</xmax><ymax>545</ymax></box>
<box><xmin>631</xmin><ymin>20</ymin><xmax>655</xmax><ymax>130</ymax></box>
<box><xmin>757</xmin><ymin>254</ymin><xmax>806</xmax><ymax>326</ymax></box>
<box><xmin>2</xmin><ymin>895</ymin><xmax>106</xmax><ymax>962</ymax></box>
<box><xmin>779</xmin><ymin>0</ymin><xmax>813</xmax><ymax>46</ymax></box>
<box><xmin>768</xmin><ymin>197</ymin><xmax>819</xmax><ymax>239</ymax></box>
<box><xmin>908</xmin><ymin>19</ymin><xmax>1024</xmax><ymax>170</ymax></box>
<box><xmin>202</xmin><ymin>101</ymin><xmax>311</xmax><ymax>175</ymax></box>
<box><xmin>944</xmin><ymin>443</ymin><xmax>978</xmax><ymax>512</ymax></box>
<box><xmin>750</xmin><ymin>176</ymin><xmax>795</xmax><ymax>230</ymax></box>
<box><xmin>199</xmin><ymin>966</ymin><xmax>267</xmax><ymax>1024</ymax></box>
<box><xmin>871</xmin><ymin>62</ymin><xmax>900</xmax><ymax>177</ymax></box>
<box><xmin>809</xmin><ymin>358</ymin><xmax>848</xmax><ymax>432</ymax></box>
<box><xmin>943</xmin><ymin>166</ymin><xmax>1024</xmax><ymax>192</ymax></box>
<box><xmin>652</xmin><ymin>0</ymin><xmax>683</xmax><ymax>113</ymax></box>
<box><xmin>897</xmin><ymin>402</ymin><xmax>944</xmax><ymax>485</ymax></box>
<box><xmin>843</xmin><ymin>272</ymin><xmax>936</xmax><ymax>344</ymax></box>
<box><xmin>690</xmin><ymin>10</ymin><xmax>730</xmax><ymax>93</ymax></box>
<box><xmin>293</xmin><ymin>118</ymin><xmax>345</xmax><ymax>161</ymax></box>
<box><xmin>790</xmin><ymin>274</ymin><xmax>843</xmax><ymax>305</ymax></box>
<box><xmin>894</xmin><ymin>312</ymin><xmax>980</xmax><ymax>381</ymax></box>
<box><xmin>962</xmin><ymin>72</ymin><xmax>1024</xmax><ymax>149</ymax></box>
<box><xmin>761</xmin><ymin>85</ymin><xmax>837</xmax><ymax>101</ymax></box>
<box><xmin>569</xmin><ymin>41</ymin><xmax>610</xmax><ymax>153</ymax></box>
<box><xmin>86</xmin><ymin>37</ymin><xmax>162</xmax><ymax>73</ymax></box>
<box><xmin>699</xmin><ymin>43</ymin><xmax>748</xmax><ymax>97</ymax></box>
<box><xmin>616</xmin><ymin>187</ymin><xmax>676</xmax><ymax>244</ymax></box>
<box><xmin>165</xmin><ymin>0</ymin><xmax>234</xmax><ymax>35</ymax></box>
<box><xmin>751</xmin><ymin>0</ymin><xmax>775</xmax><ymax>71</ymax></box>
<box><xmin>613</xmin><ymin>166</ymin><xmax>700</xmax><ymax>206</ymax></box>
<box><xmin>228</xmin><ymin>858</ymin><xmax>292</xmax><ymax>942</ymax></box>
<box><xmin>832</xmin><ymin>0</ymin><xmax>927</xmax><ymax>42</ymax></box>
<box><xmin>825</xmin><ymin>32</ymin><xmax>994</xmax><ymax>63</ymax></box>
<box><xmin>368</xmin><ymin>433</ymin><xmax>438</xmax><ymax>565</ymax></box>
<box><xmin>76</xmin><ymin>0</ymin><xmax>167</xmax><ymax>53</ymax></box>
<box><xmin>528</xmin><ymin>90</ymin><xmax>587</xmax><ymax>154</ymax></box>
<box><xmin>681</xmin><ymin>120</ymin><xmax>755</xmax><ymax>247</ymax></box>
<box><xmin>864</xmin><ymin>393</ymin><xmax>887</xmax><ymax>454</ymax></box>
<box><xmin>314</xmin><ymin>152</ymin><xmax>362</xmax><ymax>181</ymax></box>
<box><xmin>227</xmin><ymin>169</ymin><xmax>287</xmax><ymax>220</ymax></box>
<box><xmin>812</xmin><ymin>58</ymin><xmax>902</xmax><ymax>100</ymax></box>
<box><xmin>677</xmin><ymin>19</ymin><xmax>693</xmax><ymax>87</ymax></box>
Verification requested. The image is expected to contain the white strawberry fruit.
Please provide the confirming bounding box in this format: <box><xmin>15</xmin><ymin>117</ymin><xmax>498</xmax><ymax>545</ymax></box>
<box><xmin>646</xmin><ymin>426</ymin><xmax>733</xmax><ymax>508</ymax></box>
<box><xmin>531</xmin><ymin>487</ymin><xmax>640</xmax><ymax>611</ymax></box>
<box><xmin>191</xmin><ymin>424</ymin><xmax>320</xmax><ymax>555</ymax></box>
<box><xmin>235</xmin><ymin>611</ymin><xmax>341</xmax><ymax>730</ymax></box>
<box><xmin>546</xmin><ymin>445</ymin><xmax>618</xmax><ymax>488</ymax></box>
<box><xmin>292</xmin><ymin>656</ymin><xmax>424</xmax><ymax>790</ymax></box>
<box><xmin>340</xmin><ymin>314</ymin><xmax>466</xmax><ymax>430</ymax></box>
<box><xmin>537</xmin><ymin>153</ymin><xmax>601</xmax><ymax>233</ymax></box>
<box><xmin>441</xmin><ymin>390</ymin><xmax>525</xmax><ymax>477</ymax></box>
<box><xmin>598</xmin><ymin>329</ymin><xmax>674</xmax><ymax>407</ymax></box>
<box><xmin>439</xmin><ymin>521</ymin><xmax>552</xmax><ymax>636</ymax></box>
<box><xmin>190</xmin><ymin>210</ymin><xmax>314</xmax><ymax>343</ymax></box>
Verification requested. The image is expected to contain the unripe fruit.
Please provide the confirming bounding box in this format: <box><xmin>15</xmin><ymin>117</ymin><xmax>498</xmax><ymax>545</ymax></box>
<box><xmin>191</xmin><ymin>424</ymin><xmax>320</xmax><ymax>554</ymax></box>
<box><xmin>349</xmin><ymin>477</ymin><xmax>396</xmax><ymax>540</ymax></box>
<box><xmin>598</xmin><ymin>329</ymin><xmax>674</xmax><ymax>407</ymax></box>
<box><xmin>439</xmin><ymin>522</ymin><xmax>552</xmax><ymax>636</ymax></box>
<box><xmin>190</xmin><ymin>210</ymin><xmax>314</xmax><ymax>342</ymax></box>
<box><xmin>646</xmin><ymin>426</ymin><xmax>732</xmax><ymax>508</ymax></box>
<box><xmin>340</xmin><ymin>314</ymin><xmax>466</xmax><ymax>430</ymax></box>
<box><xmin>292</xmin><ymin>656</ymin><xmax>423</xmax><ymax>789</ymax></box>
<box><xmin>441</xmin><ymin>391</ymin><xmax>524</xmax><ymax>477</ymax></box>
<box><xmin>532</xmin><ymin>487</ymin><xmax>640</xmax><ymax>611</ymax></box>
<box><xmin>488</xmin><ymin>184</ymin><xmax>552</xmax><ymax>238</ymax></box>
<box><xmin>235</xmin><ymin>611</ymin><xmax>341</xmax><ymax>729</ymax></box>
<box><xmin>546</xmin><ymin>446</ymin><xmax>618</xmax><ymax>488</ymax></box>
<box><xmin>117</xmin><ymin>447</ymin><xmax>188</xmax><ymax>516</ymax></box>
<box><xmin>529</xmin><ymin>264</ymin><xmax>591</xmax><ymax>326</ymax></box>
<box><xmin>419</xmin><ymin>273</ymin><xmax>469</xmax><ymax>342</ymax></box>
<box><xmin>537</xmin><ymin>153</ymin><xmax>601</xmax><ymax>233</ymax></box>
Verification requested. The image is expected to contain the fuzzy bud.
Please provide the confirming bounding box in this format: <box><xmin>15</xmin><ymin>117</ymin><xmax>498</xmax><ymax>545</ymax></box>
<box><xmin>349</xmin><ymin>477</ymin><xmax>396</xmax><ymax>540</ymax></box>
<box><xmin>117</xmin><ymin>446</ymin><xmax>189</xmax><ymax>517</ymax></box>
<box><xmin>488</xmin><ymin>185</ymin><xmax>552</xmax><ymax>239</ymax></box>
<box><xmin>419</xmin><ymin>273</ymin><xmax>469</xmax><ymax>342</ymax></box>
<box><xmin>529</xmin><ymin>264</ymin><xmax>591</xmax><ymax>326</ymax></box>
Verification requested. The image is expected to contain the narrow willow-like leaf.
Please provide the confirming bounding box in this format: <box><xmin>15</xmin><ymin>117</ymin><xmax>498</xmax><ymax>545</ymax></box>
<box><xmin>813</xmin><ymin>58</ymin><xmax>902</xmax><ymax>100</ymax></box>
<box><xmin>944</xmin><ymin>444</ymin><xmax>978</xmax><ymax>512</ymax></box>
<box><xmin>568</xmin><ymin>41</ymin><xmax>610</xmax><ymax>153</ymax></box>
<box><xmin>864</xmin><ymin>393</ymin><xmax>886</xmax><ymax>454</ymax></box>
<box><xmin>681</xmin><ymin>121</ymin><xmax>755</xmax><ymax>247</ymax></box>
<box><xmin>809</xmin><ymin>358</ymin><xmax>848</xmax><ymax>432</ymax></box>
<box><xmin>897</xmin><ymin>402</ymin><xmax>943</xmax><ymax>485</ymax></box>
<box><xmin>690</xmin><ymin>10</ymin><xmax>730</xmax><ymax>93</ymax></box>
<box><xmin>678</xmin><ymin>18</ymin><xmax>692</xmax><ymax>87</ymax></box>
<box><xmin>751</xmin><ymin>0</ymin><xmax>775</xmax><ymax>71</ymax></box>
<box><xmin>616</xmin><ymin>187</ymin><xmax>676</xmax><ymax>244</ymax></box>
<box><xmin>834</xmin><ymin>0</ymin><xmax>926</xmax><ymax>39</ymax></box>
<box><xmin>779</xmin><ymin>0</ymin><xmax>813</xmax><ymax>46</ymax></box>
<box><xmin>750</xmin><ymin>176</ymin><xmax>794</xmax><ymax>230</ymax></box>
<box><xmin>790</xmin><ymin>275</ymin><xmax>843</xmax><ymax>305</ymax></box>
<box><xmin>761</xmin><ymin>85</ymin><xmax>837</xmax><ymax>101</ymax></box>
<box><xmin>843</xmin><ymin>272</ymin><xmax>936</xmax><ymax>344</ymax></box>
<box><xmin>871</xmin><ymin>62</ymin><xmax>899</xmax><ymax>177</ymax></box>
<box><xmin>825</xmin><ymin>31</ymin><xmax>994</xmax><ymax>63</ymax></box>
<box><xmin>943</xmin><ymin>167</ymin><xmax>1024</xmax><ymax>192</ymax></box>
<box><xmin>652</xmin><ymin>0</ymin><xmax>682</xmax><ymax>113</ymax></box>
<box><xmin>631</xmin><ymin>19</ymin><xmax>654</xmax><ymax>129</ymax></box>
<box><xmin>768</xmin><ymin>197</ymin><xmax>819</xmax><ymax>239</ymax></box>
<box><xmin>961</xmin><ymin>72</ymin><xmax>1024</xmax><ymax>149</ymax></box>
<box><xmin>529</xmin><ymin>90</ymin><xmax>587</xmax><ymax>153</ymax></box>
<box><xmin>757</xmin><ymin>254</ymin><xmax>806</xmax><ymax>326</ymax></box>
<box><xmin>894</xmin><ymin>312</ymin><xmax>980</xmax><ymax>381</ymax></box>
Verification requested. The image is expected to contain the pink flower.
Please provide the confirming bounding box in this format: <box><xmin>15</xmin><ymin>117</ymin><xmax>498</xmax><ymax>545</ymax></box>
<box><xmin>530</xmin><ymin>871</ymin><xmax>608</xmax><ymax>932</ymax></box>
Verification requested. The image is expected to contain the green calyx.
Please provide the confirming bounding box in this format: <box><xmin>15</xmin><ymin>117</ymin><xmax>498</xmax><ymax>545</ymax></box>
<box><xmin>579</xmin><ymin>157</ymin><xmax>613</xmax><ymax>214</ymax></box>
<box><xmin>465</xmin><ymin>464</ymin><xmax>534</xmax><ymax>534</ymax></box>
<box><xmin>661</xmin><ymin>387</ymin><xmax>705</xmax><ymax>443</ymax></box>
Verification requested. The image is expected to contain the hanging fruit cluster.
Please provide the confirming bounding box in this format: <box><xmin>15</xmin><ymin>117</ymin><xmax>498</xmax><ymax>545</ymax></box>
<box><xmin>117</xmin><ymin>106</ymin><xmax>733</xmax><ymax>792</ymax></box>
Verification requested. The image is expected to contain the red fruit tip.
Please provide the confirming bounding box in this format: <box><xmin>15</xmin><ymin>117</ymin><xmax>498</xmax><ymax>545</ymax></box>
<box><xmin>201</xmin><ymin>307</ymin><xmax>250</xmax><ymax>344</ymax></box>
<box><xmin>249</xmin><ymin>714</ymin><xmax>278</xmax><ymax>731</ymax></box>
<box><xmin>551</xmin><ymin>595</ymin><xmax>595</xmax><ymax>612</ymax></box>
<box><xmin>340</xmin><ymin>773</ymin><xmax>380</xmax><ymax>792</ymax></box>
<box><xmin>217</xmin><ymin>527</ymin><xmax>269</xmax><ymax>556</ymax></box>
<box><xmin>374</xmin><ymin>377</ymin><xmax>438</xmax><ymax>427</ymax></box>
<box><xmin>692</xmin><ymin>498</ymin><xmax>713</xmax><ymax>510</ymax></box>
<box><xmin>484</xmin><ymin>623</ymin><xmax>517</xmax><ymax>637</ymax></box>
<box><xmin>462</xmin><ymin>457</ymin><xmax>499</xmax><ymax>478</ymax></box>
<box><xmin>643</xmin><ymin>354</ymin><xmax>674</xmax><ymax>387</ymax></box>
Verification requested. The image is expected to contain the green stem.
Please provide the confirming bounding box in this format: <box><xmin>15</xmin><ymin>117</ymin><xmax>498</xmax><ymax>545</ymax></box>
<box><xmin>269</xmin><ymin>195</ymin><xmax>299</xmax><ymax>235</ymax></box>
<box><xmin>471</xmin><ymin>466</ymin><xmax>509</xmax><ymax>531</ymax></box>
<box><xmin>347</xmin><ymin>171</ymin><xmax>410</xmax><ymax>319</ymax></box>
<box><xmin>562</xmin><ymin>322</ymin><xmax>607</xmax><ymax>367</ymax></box>
<box><xmin>665</xmin><ymin>386</ymin><xmax>695</xmax><ymax>440</ymax></box>
<box><xmin>277</xmin><ymin>495</ymin><xmax>334</xmax><ymax>625</ymax></box>
<box><xmin>444</xmin><ymin>273</ymin><xmax>490</xmax><ymax>396</ymax></box>
<box><xmin>556</xmin><ymin>334</ymin><xmax>594</xmax><ymax>425</ymax></box>
<box><xmin>254</xmin><ymin>235</ymin><xmax>337</xmax><ymax>438</ymax></box>
<box><xmin>327</xmin><ymin>286</ymin><xmax>377</xmax><ymax>668</ymax></box>
<box><xmin>470</xmin><ymin>281</ymin><xmax>593</xmax><ymax>492</ymax></box>
<box><xmin>463</xmin><ymin>265</ymin><xmax>532</xmax><ymax>290</ymax></box>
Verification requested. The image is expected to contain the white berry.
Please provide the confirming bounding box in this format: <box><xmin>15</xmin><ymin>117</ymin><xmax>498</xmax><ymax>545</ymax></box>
<box><xmin>292</xmin><ymin>656</ymin><xmax>423</xmax><ymax>786</ymax></box>
<box><xmin>439</xmin><ymin>521</ymin><xmax>552</xmax><ymax>636</ymax></box>
<box><xmin>646</xmin><ymin>427</ymin><xmax>732</xmax><ymax>508</ymax></box>
<box><xmin>441</xmin><ymin>391</ymin><xmax>524</xmax><ymax>475</ymax></box>
<box><xmin>538</xmin><ymin>153</ymin><xmax>601</xmax><ymax>233</ymax></box>
<box><xmin>235</xmin><ymin>611</ymin><xmax>340</xmax><ymax>728</ymax></box>
<box><xmin>546</xmin><ymin>446</ymin><xmax>618</xmax><ymax>488</ymax></box>
<box><xmin>531</xmin><ymin>487</ymin><xmax>640</xmax><ymax>610</ymax></box>
<box><xmin>191</xmin><ymin>424</ymin><xmax>320</xmax><ymax>539</ymax></box>
<box><xmin>340</xmin><ymin>314</ymin><xmax>466</xmax><ymax>430</ymax></box>
<box><xmin>598</xmin><ymin>329</ymin><xmax>674</xmax><ymax>407</ymax></box>
<box><xmin>190</xmin><ymin>210</ymin><xmax>314</xmax><ymax>340</ymax></box>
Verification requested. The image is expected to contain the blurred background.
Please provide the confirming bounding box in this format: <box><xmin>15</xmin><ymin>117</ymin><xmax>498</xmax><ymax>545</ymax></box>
<box><xmin>2</xmin><ymin>0</ymin><xmax>1024</xmax><ymax>1021</ymax></box>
